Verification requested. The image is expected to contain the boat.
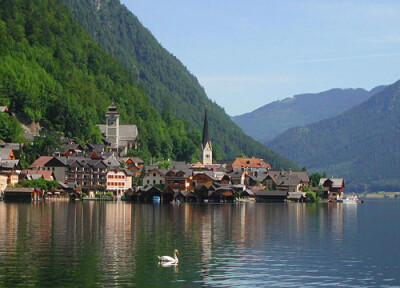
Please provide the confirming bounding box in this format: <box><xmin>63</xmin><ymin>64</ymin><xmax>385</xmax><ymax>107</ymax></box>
<box><xmin>338</xmin><ymin>194</ymin><xmax>363</xmax><ymax>204</ymax></box>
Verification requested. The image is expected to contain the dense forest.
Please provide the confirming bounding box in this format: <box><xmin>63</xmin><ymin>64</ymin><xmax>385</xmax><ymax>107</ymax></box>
<box><xmin>0</xmin><ymin>0</ymin><xmax>297</xmax><ymax>169</ymax></box>
<box><xmin>268</xmin><ymin>80</ymin><xmax>400</xmax><ymax>192</ymax></box>
<box><xmin>0</xmin><ymin>0</ymin><xmax>201</xmax><ymax>162</ymax></box>
<box><xmin>233</xmin><ymin>86</ymin><xmax>384</xmax><ymax>142</ymax></box>
<box><xmin>60</xmin><ymin>0</ymin><xmax>297</xmax><ymax>169</ymax></box>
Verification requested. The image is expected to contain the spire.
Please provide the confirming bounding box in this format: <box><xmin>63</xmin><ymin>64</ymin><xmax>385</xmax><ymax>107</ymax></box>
<box><xmin>202</xmin><ymin>105</ymin><xmax>209</xmax><ymax>147</ymax></box>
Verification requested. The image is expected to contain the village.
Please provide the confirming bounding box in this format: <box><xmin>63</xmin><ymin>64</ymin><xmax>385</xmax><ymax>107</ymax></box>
<box><xmin>0</xmin><ymin>104</ymin><xmax>345</xmax><ymax>203</ymax></box>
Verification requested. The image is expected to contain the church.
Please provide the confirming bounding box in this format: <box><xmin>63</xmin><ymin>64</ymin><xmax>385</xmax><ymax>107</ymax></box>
<box><xmin>97</xmin><ymin>103</ymin><xmax>138</xmax><ymax>155</ymax></box>
<box><xmin>200</xmin><ymin>106</ymin><xmax>212</xmax><ymax>165</ymax></box>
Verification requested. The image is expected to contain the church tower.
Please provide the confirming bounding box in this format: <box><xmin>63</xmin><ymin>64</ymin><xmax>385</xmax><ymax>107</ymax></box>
<box><xmin>105</xmin><ymin>102</ymin><xmax>120</xmax><ymax>152</ymax></box>
<box><xmin>200</xmin><ymin>106</ymin><xmax>212</xmax><ymax>165</ymax></box>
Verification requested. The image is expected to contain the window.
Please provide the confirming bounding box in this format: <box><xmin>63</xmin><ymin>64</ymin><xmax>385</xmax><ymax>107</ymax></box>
<box><xmin>147</xmin><ymin>180</ymin><xmax>150</xmax><ymax>184</ymax></box>
<box><xmin>153</xmin><ymin>173</ymin><xmax>156</xmax><ymax>177</ymax></box>
<box><xmin>153</xmin><ymin>180</ymin><xmax>156</xmax><ymax>184</ymax></box>
<box><xmin>160</xmin><ymin>180</ymin><xmax>163</xmax><ymax>184</ymax></box>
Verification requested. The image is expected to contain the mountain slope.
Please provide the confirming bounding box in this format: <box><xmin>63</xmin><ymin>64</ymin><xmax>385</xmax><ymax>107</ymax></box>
<box><xmin>232</xmin><ymin>86</ymin><xmax>385</xmax><ymax>143</ymax></box>
<box><xmin>267</xmin><ymin>80</ymin><xmax>400</xmax><ymax>192</ymax></box>
<box><xmin>60</xmin><ymin>0</ymin><xmax>298</xmax><ymax>169</ymax></box>
<box><xmin>0</xmin><ymin>0</ymin><xmax>205</xmax><ymax>161</ymax></box>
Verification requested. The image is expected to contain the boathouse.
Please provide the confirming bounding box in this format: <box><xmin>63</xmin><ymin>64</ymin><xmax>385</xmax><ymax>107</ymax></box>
<box><xmin>253</xmin><ymin>190</ymin><xmax>288</xmax><ymax>203</ymax></box>
<box><xmin>3</xmin><ymin>187</ymin><xmax>44</xmax><ymax>201</ymax></box>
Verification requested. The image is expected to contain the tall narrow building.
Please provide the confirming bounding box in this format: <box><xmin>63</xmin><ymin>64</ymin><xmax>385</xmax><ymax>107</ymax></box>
<box><xmin>200</xmin><ymin>106</ymin><xmax>212</xmax><ymax>165</ymax></box>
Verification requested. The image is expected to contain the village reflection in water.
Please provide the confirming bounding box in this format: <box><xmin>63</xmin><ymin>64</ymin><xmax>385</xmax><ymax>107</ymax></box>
<box><xmin>0</xmin><ymin>201</ymin><xmax>355</xmax><ymax>287</ymax></box>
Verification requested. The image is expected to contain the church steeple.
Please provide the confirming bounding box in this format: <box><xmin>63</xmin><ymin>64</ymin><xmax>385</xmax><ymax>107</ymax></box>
<box><xmin>202</xmin><ymin>105</ymin><xmax>209</xmax><ymax>147</ymax></box>
<box><xmin>200</xmin><ymin>105</ymin><xmax>212</xmax><ymax>165</ymax></box>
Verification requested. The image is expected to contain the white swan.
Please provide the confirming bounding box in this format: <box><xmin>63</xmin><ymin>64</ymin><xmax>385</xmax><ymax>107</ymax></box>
<box><xmin>158</xmin><ymin>249</ymin><xmax>179</xmax><ymax>264</ymax></box>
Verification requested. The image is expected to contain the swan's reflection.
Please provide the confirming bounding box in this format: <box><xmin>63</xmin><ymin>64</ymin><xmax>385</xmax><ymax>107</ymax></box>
<box><xmin>158</xmin><ymin>262</ymin><xmax>179</xmax><ymax>273</ymax></box>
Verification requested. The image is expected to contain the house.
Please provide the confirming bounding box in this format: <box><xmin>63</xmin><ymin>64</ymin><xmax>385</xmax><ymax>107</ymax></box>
<box><xmin>106</xmin><ymin>169</ymin><xmax>132</xmax><ymax>197</ymax></box>
<box><xmin>319</xmin><ymin>178</ymin><xmax>345</xmax><ymax>199</ymax></box>
<box><xmin>165</xmin><ymin>169</ymin><xmax>193</xmax><ymax>192</ymax></box>
<box><xmin>191</xmin><ymin>171</ymin><xmax>216</xmax><ymax>189</ymax></box>
<box><xmin>0</xmin><ymin>160</ymin><xmax>20</xmax><ymax>171</ymax></box>
<box><xmin>0</xmin><ymin>148</ymin><xmax>16</xmax><ymax>160</ymax></box>
<box><xmin>30</xmin><ymin>156</ymin><xmax>53</xmax><ymax>171</ymax></box>
<box><xmin>227</xmin><ymin>171</ymin><xmax>247</xmax><ymax>185</ymax></box>
<box><xmin>229</xmin><ymin>157</ymin><xmax>271</xmax><ymax>172</ymax></box>
<box><xmin>143</xmin><ymin>168</ymin><xmax>167</xmax><ymax>186</ymax></box>
<box><xmin>21</xmin><ymin>170</ymin><xmax>55</xmax><ymax>181</ymax></box>
<box><xmin>62</xmin><ymin>143</ymin><xmax>84</xmax><ymax>157</ymax></box>
<box><xmin>120</xmin><ymin>157</ymin><xmax>144</xmax><ymax>177</ymax></box>
<box><xmin>44</xmin><ymin>157</ymin><xmax>68</xmax><ymax>182</ymax></box>
<box><xmin>278</xmin><ymin>175</ymin><xmax>303</xmax><ymax>192</ymax></box>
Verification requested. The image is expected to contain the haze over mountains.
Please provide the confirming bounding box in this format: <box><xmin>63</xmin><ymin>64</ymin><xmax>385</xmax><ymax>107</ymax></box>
<box><xmin>268</xmin><ymin>80</ymin><xmax>400</xmax><ymax>192</ymax></box>
<box><xmin>233</xmin><ymin>86</ymin><xmax>385</xmax><ymax>143</ymax></box>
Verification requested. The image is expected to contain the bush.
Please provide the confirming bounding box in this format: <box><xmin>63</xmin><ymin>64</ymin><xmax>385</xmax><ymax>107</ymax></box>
<box><xmin>306</xmin><ymin>191</ymin><xmax>318</xmax><ymax>203</ymax></box>
<box><xmin>105</xmin><ymin>192</ymin><xmax>113</xmax><ymax>198</ymax></box>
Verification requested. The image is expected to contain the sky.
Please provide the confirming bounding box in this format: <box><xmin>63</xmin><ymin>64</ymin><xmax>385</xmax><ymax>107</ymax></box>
<box><xmin>120</xmin><ymin>0</ymin><xmax>400</xmax><ymax>116</ymax></box>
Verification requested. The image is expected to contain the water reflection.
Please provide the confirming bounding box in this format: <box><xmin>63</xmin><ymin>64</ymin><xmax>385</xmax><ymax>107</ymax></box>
<box><xmin>0</xmin><ymin>201</ymin><xmax>398</xmax><ymax>287</ymax></box>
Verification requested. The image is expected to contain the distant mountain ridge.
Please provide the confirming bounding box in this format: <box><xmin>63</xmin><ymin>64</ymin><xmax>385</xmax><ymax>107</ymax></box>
<box><xmin>233</xmin><ymin>86</ymin><xmax>385</xmax><ymax>143</ymax></box>
<box><xmin>267</xmin><ymin>80</ymin><xmax>400</xmax><ymax>192</ymax></box>
<box><xmin>61</xmin><ymin>0</ymin><xmax>298</xmax><ymax>169</ymax></box>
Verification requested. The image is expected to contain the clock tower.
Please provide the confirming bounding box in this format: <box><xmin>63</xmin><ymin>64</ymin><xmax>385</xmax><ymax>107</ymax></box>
<box><xmin>105</xmin><ymin>102</ymin><xmax>120</xmax><ymax>151</ymax></box>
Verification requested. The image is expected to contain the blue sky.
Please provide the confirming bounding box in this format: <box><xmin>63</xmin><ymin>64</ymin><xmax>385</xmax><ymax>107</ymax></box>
<box><xmin>120</xmin><ymin>0</ymin><xmax>400</xmax><ymax>116</ymax></box>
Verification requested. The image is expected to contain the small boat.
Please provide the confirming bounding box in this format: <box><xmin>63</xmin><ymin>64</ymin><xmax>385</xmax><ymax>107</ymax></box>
<box><xmin>339</xmin><ymin>194</ymin><xmax>363</xmax><ymax>204</ymax></box>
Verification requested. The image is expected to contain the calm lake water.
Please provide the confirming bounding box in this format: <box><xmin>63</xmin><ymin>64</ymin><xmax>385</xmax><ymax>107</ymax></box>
<box><xmin>0</xmin><ymin>199</ymin><xmax>399</xmax><ymax>287</ymax></box>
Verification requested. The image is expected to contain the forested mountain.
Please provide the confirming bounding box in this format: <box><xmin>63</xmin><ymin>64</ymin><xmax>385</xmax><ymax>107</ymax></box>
<box><xmin>60</xmin><ymin>0</ymin><xmax>298</xmax><ymax>169</ymax></box>
<box><xmin>0</xmin><ymin>0</ymin><xmax>202</xmax><ymax>161</ymax></box>
<box><xmin>0</xmin><ymin>0</ymin><xmax>297</xmax><ymax>169</ymax></box>
<box><xmin>268</xmin><ymin>80</ymin><xmax>400</xmax><ymax>192</ymax></box>
<box><xmin>232</xmin><ymin>86</ymin><xmax>384</xmax><ymax>143</ymax></box>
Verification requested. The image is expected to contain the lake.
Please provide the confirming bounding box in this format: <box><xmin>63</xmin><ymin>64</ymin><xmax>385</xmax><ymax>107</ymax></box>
<box><xmin>0</xmin><ymin>199</ymin><xmax>399</xmax><ymax>287</ymax></box>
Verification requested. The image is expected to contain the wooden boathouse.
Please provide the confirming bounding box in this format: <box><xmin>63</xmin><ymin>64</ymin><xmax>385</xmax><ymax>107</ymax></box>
<box><xmin>3</xmin><ymin>187</ymin><xmax>44</xmax><ymax>201</ymax></box>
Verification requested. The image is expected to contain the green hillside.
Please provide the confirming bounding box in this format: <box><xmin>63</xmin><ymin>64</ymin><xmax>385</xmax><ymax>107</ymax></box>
<box><xmin>232</xmin><ymin>86</ymin><xmax>384</xmax><ymax>143</ymax></box>
<box><xmin>61</xmin><ymin>0</ymin><xmax>298</xmax><ymax>169</ymax></box>
<box><xmin>268</xmin><ymin>80</ymin><xmax>400</xmax><ymax>192</ymax></box>
<box><xmin>0</xmin><ymin>0</ymin><xmax>201</xmax><ymax>161</ymax></box>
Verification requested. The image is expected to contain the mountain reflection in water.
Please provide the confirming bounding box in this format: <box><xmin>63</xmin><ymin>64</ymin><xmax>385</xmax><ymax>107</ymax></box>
<box><xmin>0</xmin><ymin>200</ymin><xmax>398</xmax><ymax>287</ymax></box>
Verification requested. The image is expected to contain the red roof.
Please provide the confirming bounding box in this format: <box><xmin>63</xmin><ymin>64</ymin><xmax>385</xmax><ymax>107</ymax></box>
<box><xmin>21</xmin><ymin>169</ymin><xmax>54</xmax><ymax>180</ymax></box>
<box><xmin>29</xmin><ymin>156</ymin><xmax>53</xmax><ymax>168</ymax></box>
<box><xmin>231</xmin><ymin>158</ymin><xmax>271</xmax><ymax>170</ymax></box>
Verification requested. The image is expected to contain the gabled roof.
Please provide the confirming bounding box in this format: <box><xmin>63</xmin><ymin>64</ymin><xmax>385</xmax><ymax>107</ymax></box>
<box><xmin>319</xmin><ymin>178</ymin><xmax>344</xmax><ymax>188</ymax></box>
<box><xmin>30</xmin><ymin>156</ymin><xmax>53</xmax><ymax>168</ymax></box>
<box><xmin>0</xmin><ymin>148</ymin><xmax>14</xmax><ymax>160</ymax></box>
<box><xmin>146</xmin><ymin>168</ymin><xmax>167</xmax><ymax>176</ymax></box>
<box><xmin>279</xmin><ymin>175</ymin><xmax>302</xmax><ymax>186</ymax></box>
<box><xmin>231</xmin><ymin>157</ymin><xmax>271</xmax><ymax>170</ymax></box>
<box><xmin>22</xmin><ymin>170</ymin><xmax>54</xmax><ymax>180</ymax></box>
<box><xmin>0</xmin><ymin>160</ymin><xmax>20</xmax><ymax>169</ymax></box>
